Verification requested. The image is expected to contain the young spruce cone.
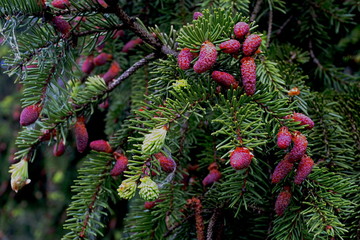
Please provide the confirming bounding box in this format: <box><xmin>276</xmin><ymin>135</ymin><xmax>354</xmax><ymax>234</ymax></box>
<box><xmin>211</xmin><ymin>71</ymin><xmax>238</xmax><ymax>88</ymax></box>
<box><xmin>178</xmin><ymin>48</ymin><xmax>194</xmax><ymax>70</ymax></box>
<box><xmin>110</xmin><ymin>152</ymin><xmax>128</xmax><ymax>176</ymax></box>
<box><xmin>219</xmin><ymin>39</ymin><xmax>241</xmax><ymax>54</ymax></box>
<box><xmin>74</xmin><ymin>116</ymin><xmax>88</xmax><ymax>153</ymax></box>
<box><xmin>275</xmin><ymin>187</ymin><xmax>292</xmax><ymax>216</ymax></box>
<box><xmin>153</xmin><ymin>152</ymin><xmax>176</xmax><ymax>173</ymax></box>
<box><xmin>234</xmin><ymin>22</ymin><xmax>249</xmax><ymax>39</ymax></box>
<box><xmin>288</xmin><ymin>131</ymin><xmax>308</xmax><ymax>162</ymax></box>
<box><xmin>20</xmin><ymin>104</ymin><xmax>42</xmax><ymax>126</ymax></box>
<box><xmin>193</xmin><ymin>41</ymin><xmax>217</xmax><ymax>74</ymax></box>
<box><xmin>242</xmin><ymin>34</ymin><xmax>262</xmax><ymax>56</ymax></box>
<box><xmin>230</xmin><ymin>147</ymin><xmax>254</xmax><ymax>170</ymax></box>
<box><xmin>294</xmin><ymin>155</ymin><xmax>314</xmax><ymax>184</ymax></box>
<box><xmin>240</xmin><ymin>57</ymin><xmax>257</xmax><ymax>95</ymax></box>
<box><xmin>271</xmin><ymin>155</ymin><xmax>294</xmax><ymax>184</ymax></box>
<box><xmin>277</xmin><ymin>126</ymin><xmax>292</xmax><ymax>149</ymax></box>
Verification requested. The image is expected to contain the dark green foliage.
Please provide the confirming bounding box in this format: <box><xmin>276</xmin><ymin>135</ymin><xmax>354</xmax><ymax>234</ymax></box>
<box><xmin>0</xmin><ymin>0</ymin><xmax>358</xmax><ymax>239</ymax></box>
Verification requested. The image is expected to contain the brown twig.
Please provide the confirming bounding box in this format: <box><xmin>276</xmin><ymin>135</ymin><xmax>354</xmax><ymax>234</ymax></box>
<box><xmin>276</xmin><ymin>15</ymin><xmax>293</xmax><ymax>35</ymax></box>
<box><xmin>266</xmin><ymin>9</ymin><xmax>273</xmax><ymax>48</ymax></box>
<box><xmin>250</xmin><ymin>0</ymin><xmax>263</xmax><ymax>22</ymax></box>
<box><xmin>107</xmin><ymin>53</ymin><xmax>157</xmax><ymax>91</ymax></box>
<box><xmin>206</xmin><ymin>208</ymin><xmax>221</xmax><ymax>240</ymax></box>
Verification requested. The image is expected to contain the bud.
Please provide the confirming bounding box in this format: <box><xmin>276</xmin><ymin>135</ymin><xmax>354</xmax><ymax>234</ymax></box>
<box><xmin>53</xmin><ymin>140</ymin><xmax>66</xmax><ymax>157</ymax></box>
<box><xmin>178</xmin><ymin>48</ymin><xmax>194</xmax><ymax>70</ymax></box>
<box><xmin>94</xmin><ymin>53</ymin><xmax>113</xmax><ymax>66</ymax></box>
<box><xmin>294</xmin><ymin>155</ymin><xmax>314</xmax><ymax>184</ymax></box>
<box><xmin>9</xmin><ymin>158</ymin><xmax>31</xmax><ymax>192</ymax></box>
<box><xmin>52</xmin><ymin>16</ymin><xmax>71</xmax><ymax>35</ymax></box>
<box><xmin>142</xmin><ymin>125</ymin><xmax>168</xmax><ymax>154</ymax></box>
<box><xmin>277</xmin><ymin>126</ymin><xmax>292</xmax><ymax>149</ymax></box>
<box><xmin>90</xmin><ymin>140</ymin><xmax>113</xmax><ymax>153</ymax></box>
<box><xmin>271</xmin><ymin>156</ymin><xmax>294</xmax><ymax>184</ymax></box>
<box><xmin>122</xmin><ymin>38</ymin><xmax>143</xmax><ymax>52</ymax></box>
<box><xmin>211</xmin><ymin>71</ymin><xmax>238</xmax><ymax>88</ymax></box>
<box><xmin>96</xmin><ymin>0</ymin><xmax>108</xmax><ymax>8</ymax></box>
<box><xmin>103</xmin><ymin>61</ymin><xmax>121</xmax><ymax>83</ymax></box>
<box><xmin>288</xmin><ymin>87</ymin><xmax>300</xmax><ymax>96</ymax></box>
<box><xmin>110</xmin><ymin>152</ymin><xmax>128</xmax><ymax>176</ymax></box>
<box><xmin>288</xmin><ymin>131</ymin><xmax>308</xmax><ymax>162</ymax></box>
<box><xmin>241</xmin><ymin>57</ymin><xmax>257</xmax><ymax>95</ymax></box>
<box><xmin>112</xmin><ymin>29</ymin><xmax>124</xmax><ymax>39</ymax></box>
<box><xmin>219</xmin><ymin>39</ymin><xmax>241</xmax><ymax>54</ymax></box>
<box><xmin>153</xmin><ymin>152</ymin><xmax>176</xmax><ymax>173</ymax></box>
<box><xmin>242</xmin><ymin>34</ymin><xmax>262</xmax><ymax>56</ymax></box>
<box><xmin>172</xmin><ymin>79</ymin><xmax>189</xmax><ymax>91</ymax></box>
<box><xmin>230</xmin><ymin>147</ymin><xmax>254</xmax><ymax>170</ymax></box>
<box><xmin>275</xmin><ymin>187</ymin><xmax>291</xmax><ymax>216</ymax></box>
<box><xmin>193</xmin><ymin>12</ymin><xmax>203</xmax><ymax>20</ymax></box>
<box><xmin>292</xmin><ymin>113</ymin><xmax>315</xmax><ymax>130</ymax></box>
<box><xmin>20</xmin><ymin>104</ymin><xmax>41</xmax><ymax>126</ymax></box>
<box><xmin>74</xmin><ymin>116</ymin><xmax>88</xmax><ymax>153</ymax></box>
<box><xmin>51</xmin><ymin>0</ymin><xmax>70</xmax><ymax>9</ymax></box>
<box><xmin>193</xmin><ymin>41</ymin><xmax>217</xmax><ymax>74</ymax></box>
<box><xmin>234</xmin><ymin>22</ymin><xmax>249</xmax><ymax>39</ymax></box>
<box><xmin>117</xmin><ymin>180</ymin><xmax>137</xmax><ymax>199</ymax></box>
<box><xmin>144</xmin><ymin>201</ymin><xmax>157</xmax><ymax>209</ymax></box>
<box><xmin>202</xmin><ymin>169</ymin><xmax>221</xmax><ymax>186</ymax></box>
<box><xmin>138</xmin><ymin>176</ymin><xmax>160</xmax><ymax>201</ymax></box>
<box><xmin>81</xmin><ymin>55</ymin><xmax>95</xmax><ymax>74</ymax></box>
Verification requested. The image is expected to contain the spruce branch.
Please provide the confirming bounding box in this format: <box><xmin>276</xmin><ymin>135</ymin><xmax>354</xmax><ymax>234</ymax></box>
<box><xmin>106</xmin><ymin>2</ymin><xmax>177</xmax><ymax>57</ymax></box>
<box><xmin>266</xmin><ymin>9</ymin><xmax>273</xmax><ymax>48</ymax></box>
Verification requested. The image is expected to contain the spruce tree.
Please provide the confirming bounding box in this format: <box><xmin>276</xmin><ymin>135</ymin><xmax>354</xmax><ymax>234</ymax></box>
<box><xmin>0</xmin><ymin>0</ymin><xmax>359</xmax><ymax>239</ymax></box>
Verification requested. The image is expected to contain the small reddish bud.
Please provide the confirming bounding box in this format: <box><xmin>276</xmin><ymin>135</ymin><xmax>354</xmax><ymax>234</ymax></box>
<box><xmin>154</xmin><ymin>152</ymin><xmax>176</xmax><ymax>173</ymax></box>
<box><xmin>211</xmin><ymin>71</ymin><xmax>238</xmax><ymax>88</ymax></box>
<box><xmin>103</xmin><ymin>61</ymin><xmax>121</xmax><ymax>83</ymax></box>
<box><xmin>144</xmin><ymin>201</ymin><xmax>156</xmax><ymax>209</ymax></box>
<box><xmin>53</xmin><ymin>140</ymin><xmax>66</xmax><ymax>157</ymax></box>
<box><xmin>242</xmin><ymin>34</ymin><xmax>262</xmax><ymax>56</ymax></box>
<box><xmin>240</xmin><ymin>57</ymin><xmax>257</xmax><ymax>95</ymax></box>
<box><xmin>202</xmin><ymin>169</ymin><xmax>221</xmax><ymax>186</ymax></box>
<box><xmin>178</xmin><ymin>48</ymin><xmax>194</xmax><ymax>70</ymax></box>
<box><xmin>219</xmin><ymin>39</ymin><xmax>241</xmax><ymax>54</ymax></box>
<box><xmin>288</xmin><ymin>131</ymin><xmax>308</xmax><ymax>162</ymax></box>
<box><xmin>39</xmin><ymin>129</ymin><xmax>56</xmax><ymax>142</ymax></box>
<box><xmin>81</xmin><ymin>55</ymin><xmax>95</xmax><ymax>74</ymax></box>
<box><xmin>52</xmin><ymin>16</ymin><xmax>71</xmax><ymax>35</ymax></box>
<box><xmin>74</xmin><ymin>117</ymin><xmax>88</xmax><ymax>153</ymax></box>
<box><xmin>90</xmin><ymin>140</ymin><xmax>113</xmax><ymax>153</ymax></box>
<box><xmin>277</xmin><ymin>126</ymin><xmax>292</xmax><ymax>149</ymax></box>
<box><xmin>193</xmin><ymin>12</ymin><xmax>203</xmax><ymax>20</ymax></box>
<box><xmin>294</xmin><ymin>155</ymin><xmax>314</xmax><ymax>184</ymax></box>
<box><xmin>99</xmin><ymin>99</ymin><xmax>109</xmax><ymax>109</ymax></box>
<box><xmin>94</xmin><ymin>53</ymin><xmax>113</xmax><ymax>66</ymax></box>
<box><xmin>112</xmin><ymin>29</ymin><xmax>124</xmax><ymax>39</ymax></box>
<box><xmin>208</xmin><ymin>162</ymin><xmax>218</xmax><ymax>171</ymax></box>
<box><xmin>271</xmin><ymin>156</ymin><xmax>294</xmax><ymax>184</ymax></box>
<box><xmin>275</xmin><ymin>187</ymin><xmax>291</xmax><ymax>216</ymax></box>
<box><xmin>288</xmin><ymin>87</ymin><xmax>300</xmax><ymax>96</ymax></box>
<box><xmin>193</xmin><ymin>41</ymin><xmax>217</xmax><ymax>74</ymax></box>
<box><xmin>51</xmin><ymin>0</ymin><xmax>70</xmax><ymax>9</ymax></box>
<box><xmin>234</xmin><ymin>22</ymin><xmax>249</xmax><ymax>39</ymax></box>
<box><xmin>110</xmin><ymin>152</ymin><xmax>128</xmax><ymax>176</ymax></box>
<box><xmin>230</xmin><ymin>147</ymin><xmax>254</xmax><ymax>170</ymax></box>
<box><xmin>20</xmin><ymin>104</ymin><xmax>41</xmax><ymax>126</ymax></box>
<box><xmin>122</xmin><ymin>38</ymin><xmax>143</xmax><ymax>52</ymax></box>
<box><xmin>96</xmin><ymin>0</ymin><xmax>108</xmax><ymax>8</ymax></box>
<box><xmin>292</xmin><ymin>113</ymin><xmax>315</xmax><ymax>130</ymax></box>
<box><xmin>96</xmin><ymin>35</ymin><xmax>106</xmax><ymax>51</ymax></box>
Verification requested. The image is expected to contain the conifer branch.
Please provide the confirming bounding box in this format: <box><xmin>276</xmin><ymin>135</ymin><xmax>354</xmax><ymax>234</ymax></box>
<box><xmin>74</xmin><ymin>23</ymin><xmax>125</xmax><ymax>37</ymax></box>
<box><xmin>107</xmin><ymin>2</ymin><xmax>177</xmax><ymax>57</ymax></box>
